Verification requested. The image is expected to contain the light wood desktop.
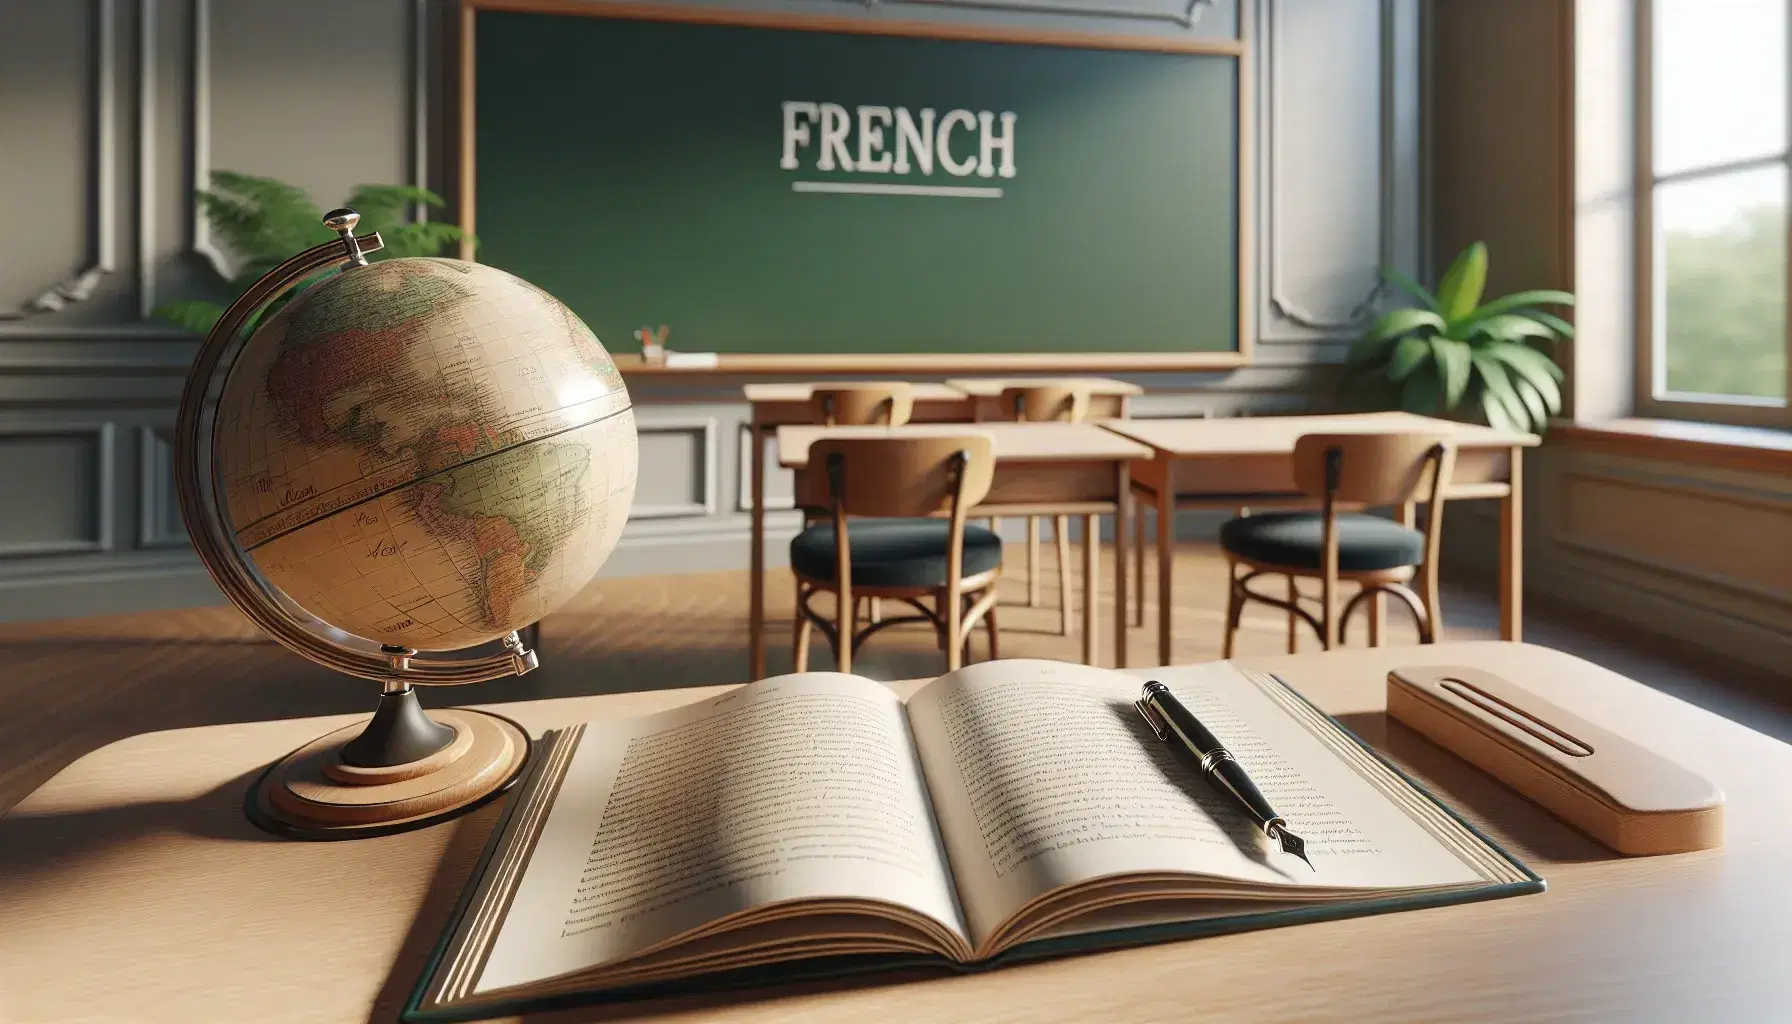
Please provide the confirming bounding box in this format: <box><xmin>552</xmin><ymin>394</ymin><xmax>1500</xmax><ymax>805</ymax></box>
<box><xmin>743</xmin><ymin>383</ymin><xmax>976</xmax><ymax>679</ymax></box>
<box><xmin>3</xmin><ymin>641</ymin><xmax>1781</xmax><ymax>1023</ymax></box>
<box><xmin>774</xmin><ymin>421</ymin><xmax>1150</xmax><ymax>668</ymax></box>
<box><xmin>1104</xmin><ymin>412</ymin><xmax>1539</xmax><ymax>665</ymax></box>
<box><xmin>945</xmin><ymin>377</ymin><xmax>1141</xmax><ymax>421</ymax></box>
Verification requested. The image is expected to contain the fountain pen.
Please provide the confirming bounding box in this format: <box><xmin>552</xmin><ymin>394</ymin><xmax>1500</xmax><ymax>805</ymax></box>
<box><xmin>1135</xmin><ymin>680</ymin><xmax>1314</xmax><ymax>871</ymax></box>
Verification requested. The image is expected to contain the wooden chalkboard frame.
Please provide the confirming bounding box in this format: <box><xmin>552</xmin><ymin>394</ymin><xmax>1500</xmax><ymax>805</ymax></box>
<box><xmin>457</xmin><ymin>0</ymin><xmax>1254</xmax><ymax>374</ymax></box>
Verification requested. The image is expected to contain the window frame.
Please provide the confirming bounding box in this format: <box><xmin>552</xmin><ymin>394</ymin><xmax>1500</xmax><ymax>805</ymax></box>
<box><xmin>1634</xmin><ymin>0</ymin><xmax>1792</xmax><ymax>429</ymax></box>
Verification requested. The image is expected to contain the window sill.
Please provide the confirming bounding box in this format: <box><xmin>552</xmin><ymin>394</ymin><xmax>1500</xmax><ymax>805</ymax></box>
<box><xmin>1549</xmin><ymin>418</ymin><xmax>1792</xmax><ymax>475</ymax></box>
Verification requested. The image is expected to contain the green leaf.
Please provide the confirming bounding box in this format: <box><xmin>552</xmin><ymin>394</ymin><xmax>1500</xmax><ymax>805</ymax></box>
<box><xmin>1350</xmin><ymin>308</ymin><xmax>1445</xmax><ymax>361</ymax></box>
<box><xmin>1489</xmin><ymin>343</ymin><xmax>1564</xmax><ymax>412</ymax></box>
<box><xmin>1378</xmin><ymin>266</ymin><xmax>1441</xmax><ymax>312</ymax></box>
<box><xmin>1430</xmin><ymin>336</ymin><xmax>1473</xmax><ymax>409</ymax></box>
<box><xmin>1489</xmin><ymin>339</ymin><xmax>1567</xmax><ymax>383</ymax></box>
<box><xmin>151</xmin><ymin>299</ymin><xmax>226</xmax><ymax>334</ymax></box>
<box><xmin>378</xmin><ymin>221</ymin><xmax>472</xmax><ymax>260</ymax></box>
<box><xmin>342</xmin><ymin>184</ymin><xmax>448</xmax><ymax>232</ymax></box>
<box><xmin>1387</xmin><ymin>335</ymin><xmax>1433</xmax><ymax>381</ymax></box>
<box><xmin>1512</xmin><ymin>376</ymin><xmax>1550</xmax><ymax>429</ymax></box>
<box><xmin>1479</xmin><ymin>386</ymin><xmax>1519</xmax><ymax>432</ymax></box>
<box><xmin>1452</xmin><ymin>289</ymin><xmax>1575</xmax><ymax>331</ymax></box>
<box><xmin>198</xmin><ymin>171</ymin><xmax>329</xmax><ymax>265</ymax></box>
<box><xmin>1400</xmin><ymin>364</ymin><xmax>1443</xmax><ymax>415</ymax></box>
<box><xmin>1467</xmin><ymin>313</ymin><xmax>1558</xmax><ymax>344</ymax></box>
<box><xmin>1436</xmin><ymin>242</ymin><xmax>1489</xmax><ymax>323</ymax></box>
<box><xmin>1473</xmin><ymin>352</ymin><xmax>1534</xmax><ymax>432</ymax></box>
<box><xmin>1514</xmin><ymin>307</ymin><xmax>1575</xmax><ymax>339</ymax></box>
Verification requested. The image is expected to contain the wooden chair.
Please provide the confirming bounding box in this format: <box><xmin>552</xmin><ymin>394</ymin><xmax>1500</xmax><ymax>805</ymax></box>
<box><xmin>804</xmin><ymin>384</ymin><xmax>915</xmax><ymax>626</ymax></box>
<box><xmin>1219</xmin><ymin>432</ymin><xmax>1455</xmax><ymax>656</ymax></box>
<box><xmin>808</xmin><ymin>383</ymin><xmax>914</xmax><ymax>427</ymax></box>
<box><xmin>791</xmin><ymin>435</ymin><xmax>1000</xmax><ymax>674</ymax></box>
<box><xmin>995</xmin><ymin>384</ymin><xmax>1089</xmax><ymax>636</ymax></box>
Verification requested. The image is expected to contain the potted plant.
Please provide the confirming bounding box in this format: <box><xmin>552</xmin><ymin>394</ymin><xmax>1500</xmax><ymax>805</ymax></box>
<box><xmin>153</xmin><ymin>171</ymin><xmax>472</xmax><ymax>334</ymax></box>
<box><xmin>1343</xmin><ymin>241</ymin><xmax>1573</xmax><ymax>434</ymax></box>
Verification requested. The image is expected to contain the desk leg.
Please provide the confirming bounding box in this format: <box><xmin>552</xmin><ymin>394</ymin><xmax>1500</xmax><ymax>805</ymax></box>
<box><xmin>1156</xmin><ymin>474</ymin><xmax>1174</xmax><ymax>666</ymax></box>
<box><xmin>1500</xmin><ymin>446</ymin><xmax>1524</xmax><ymax>642</ymax></box>
<box><xmin>1114</xmin><ymin>462</ymin><xmax>1130</xmax><ymax>669</ymax></box>
<box><xmin>749</xmin><ymin>416</ymin><xmax>767</xmax><ymax>680</ymax></box>
<box><xmin>1082</xmin><ymin>514</ymin><xmax>1100</xmax><ymax>666</ymax></box>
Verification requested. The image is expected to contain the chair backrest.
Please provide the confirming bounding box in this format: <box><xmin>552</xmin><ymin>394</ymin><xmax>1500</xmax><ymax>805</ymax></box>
<box><xmin>997</xmin><ymin>384</ymin><xmax>1090</xmax><ymax>424</ymax></box>
<box><xmin>799</xmin><ymin>434</ymin><xmax>996</xmax><ymax>517</ymax></box>
<box><xmin>808</xmin><ymin>383</ymin><xmax>915</xmax><ymax>426</ymax></box>
<box><xmin>1292</xmin><ymin>432</ymin><xmax>1456</xmax><ymax>506</ymax></box>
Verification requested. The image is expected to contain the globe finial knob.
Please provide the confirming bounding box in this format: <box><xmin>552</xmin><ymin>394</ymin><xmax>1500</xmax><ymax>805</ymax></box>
<box><xmin>322</xmin><ymin>208</ymin><xmax>369</xmax><ymax>267</ymax></box>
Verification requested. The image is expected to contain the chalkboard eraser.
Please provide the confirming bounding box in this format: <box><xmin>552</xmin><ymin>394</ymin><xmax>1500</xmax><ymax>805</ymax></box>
<box><xmin>663</xmin><ymin>351</ymin><xmax>719</xmax><ymax>369</ymax></box>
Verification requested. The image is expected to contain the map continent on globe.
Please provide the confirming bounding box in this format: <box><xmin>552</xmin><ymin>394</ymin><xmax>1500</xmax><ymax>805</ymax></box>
<box><xmin>213</xmin><ymin>257</ymin><xmax>638</xmax><ymax>651</ymax></box>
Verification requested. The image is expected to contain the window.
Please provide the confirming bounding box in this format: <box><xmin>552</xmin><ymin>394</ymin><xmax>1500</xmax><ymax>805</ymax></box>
<box><xmin>1640</xmin><ymin>0</ymin><xmax>1792</xmax><ymax>426</ymax></box>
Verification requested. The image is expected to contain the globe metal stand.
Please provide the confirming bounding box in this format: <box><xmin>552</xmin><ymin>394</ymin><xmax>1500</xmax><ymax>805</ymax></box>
<box><xmin>178</xmin><ymin>210</ymin><xmax>536</xmax><ymax>840</ymax></box>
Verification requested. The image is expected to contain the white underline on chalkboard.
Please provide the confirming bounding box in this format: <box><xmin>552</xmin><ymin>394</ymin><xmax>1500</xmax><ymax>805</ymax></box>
<box><xmin>791</xmin><ymin>181</ymin><xmax>1004</xmax><ymax>199</ymax></box>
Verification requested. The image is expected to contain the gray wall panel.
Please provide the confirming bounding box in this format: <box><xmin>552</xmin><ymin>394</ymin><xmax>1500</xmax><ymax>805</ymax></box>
<box><xmin>0</xmin><ymin>424</ymin><xmax>112</xmax><ymax>556</ymax></box>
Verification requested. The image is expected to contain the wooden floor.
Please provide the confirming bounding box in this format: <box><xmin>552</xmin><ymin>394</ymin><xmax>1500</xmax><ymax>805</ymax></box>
<box><xmin>2</xmin><ymin>540</ymin><xmax>1786</xmax><ymax>816</ymax></box>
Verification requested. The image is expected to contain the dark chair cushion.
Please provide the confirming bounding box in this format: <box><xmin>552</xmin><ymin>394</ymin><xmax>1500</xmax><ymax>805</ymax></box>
<box><xmin>790</xmin><ymin>518</ymin><xmax>1003</xmax><ymax>588</ymax></box>
<box><xmin>1218</xmin><ymin>511</ymin><xmax>1425</xmax><ymax>572</ymax></box>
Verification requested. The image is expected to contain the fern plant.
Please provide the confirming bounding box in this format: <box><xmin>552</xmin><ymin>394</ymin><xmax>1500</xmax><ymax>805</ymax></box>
<box><xmin>1342</xmin><ymin>242</ymin><xmax>1573</xmax><ymax>434</ymax></box>
<box><xmin>153</xmin><ymin>171</ymin><xmax>473</xmax><ymax>335</ymax></box>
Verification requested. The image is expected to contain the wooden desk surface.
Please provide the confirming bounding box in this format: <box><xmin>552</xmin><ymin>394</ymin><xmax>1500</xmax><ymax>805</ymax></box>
<box><xmin>1104</xmin><ymin>411</ymin><xmax>1539</xmax><ymax>456</ymax></box>
<box><xmin>3</xmin><ymin>641</ymin><xmax>1786</xmax><ymax>1023</ymax></box>
<box><xmin>943</xmin><ymin>377</ymin><xmax>1144</xmax><ymax>397</ymax></box>
<box><xmin>742</xmin><ymin>382</ymin><xmax>967</xmax><ymax>403</ymax></box>
<box><xmin>776</xmin><ymin>421</ymin><xmax>1152</xmax><ymax>468</ymax></box>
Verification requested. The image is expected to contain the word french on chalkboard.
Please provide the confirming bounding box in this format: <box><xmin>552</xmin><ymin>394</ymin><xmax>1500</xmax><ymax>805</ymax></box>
<box><xmin>462</xmin><ymin>2</ymin><xmax>1254</xmax><ymax>372</ymax></box>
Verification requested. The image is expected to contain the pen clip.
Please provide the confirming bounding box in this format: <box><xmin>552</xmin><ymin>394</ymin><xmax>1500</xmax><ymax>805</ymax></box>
<box><xmin>1134</xmin><ymin>697</ymin><xmax>1170</xmax><ymax>742</ymax></box>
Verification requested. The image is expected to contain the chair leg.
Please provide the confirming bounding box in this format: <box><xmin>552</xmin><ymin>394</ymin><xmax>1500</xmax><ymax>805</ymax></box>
<box><xmin>1055</xmin><ymin>515</ymin><xmax>1074</xmax><ymax>636</ymax></box>
<box><xmin>839</xmin><ymin>590</ymin><xmax>857</xmax><ymax>674</ymax></box>
<box><xmin>984</xmin><ymin>598</ymin><xmax>1000</xmax><ymax>661</ymax></box>
<box><xmin>795</xmin><ymin>613</ymin><xmax>817</xmax><ymax>677</ymax></box>
<box><xmin>1132</xmin><ymin>506</ymin><xmax>1146</xmax><ymax>628</ymax></box>
<box><xmin>869</xmin><ymin>596</ymin><xmax>882</xmax><ymax>624</ymax></box>
<box><xmin>944</xmin><ymin>593</ymin><xmax>962</xmax><ymax>673</ymax></box>
<box><xmin>1423</xmin><ymin>577</ymin><xmax>1443</xmax><ymax>643</ymax></box>
<box><xmin>1026</xmin><ymin>517</ymin><xmax>1041</xmax><ymax>607</ymax></box>
<box><xmin>1286</xmin><ymin>576</ymin><xmax>1299</xmax><ymax>654</ymax></box>
<box><xmin>1222</xmin><ymin>564</ymin><xmax>1245</xmax><ymax>659</ymax></box>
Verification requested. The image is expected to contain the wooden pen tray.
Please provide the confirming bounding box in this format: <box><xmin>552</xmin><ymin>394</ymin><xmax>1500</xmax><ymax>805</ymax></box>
<box><xmin>1387</xmin><ymin>666</ymin><xmax>1723</xmax><ymax>856</ymax></box>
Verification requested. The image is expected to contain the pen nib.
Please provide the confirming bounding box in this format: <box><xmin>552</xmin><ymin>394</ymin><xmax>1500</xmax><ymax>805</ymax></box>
<box><xmin>1269</xmin><ymin>823</ymin><xmax>1314</xmax><ymax>871</ymax></box>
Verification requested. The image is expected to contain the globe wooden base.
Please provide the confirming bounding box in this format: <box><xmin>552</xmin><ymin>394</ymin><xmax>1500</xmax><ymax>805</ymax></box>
<box><xmin>246</xmin><ymin>708</ymin><xmax>530</xmax><ymax>841</ymax></box>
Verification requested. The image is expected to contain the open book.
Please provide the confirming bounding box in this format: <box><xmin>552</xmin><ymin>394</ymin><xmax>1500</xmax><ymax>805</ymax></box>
<box><xmin>408</xmin><ymin>659</ymin><xmax>1539</xmax><ymax>1021</ymax></box>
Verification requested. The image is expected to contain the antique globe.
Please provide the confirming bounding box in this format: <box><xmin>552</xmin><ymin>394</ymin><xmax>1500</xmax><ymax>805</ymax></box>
<box><xmin>176</xmin><ymin>210</ymin><xmax>638</xmax><ymax>839</ymax></box>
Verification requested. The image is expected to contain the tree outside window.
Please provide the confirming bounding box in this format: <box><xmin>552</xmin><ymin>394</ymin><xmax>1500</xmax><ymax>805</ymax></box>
<box><xmin>1644</xmin><ymin>0</ymin><xmax>1792</xmax><ymax>423</ymax></box>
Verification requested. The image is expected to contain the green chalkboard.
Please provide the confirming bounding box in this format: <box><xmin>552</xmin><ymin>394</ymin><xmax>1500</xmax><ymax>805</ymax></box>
<box><xmin>465</xmin><ymin>5</ymin><xmax>1248</xmax><ymax>369</ymax></box>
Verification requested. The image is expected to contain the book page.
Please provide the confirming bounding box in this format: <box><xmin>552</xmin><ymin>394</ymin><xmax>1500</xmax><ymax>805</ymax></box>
<box><xmin>475</xmin><ymin>673</ymin><xmax>967</xmax><ymax>993</ymax></box>
<box><xmin>903</xmin><ymin>659</ymin><xmax>1486</xmax><ymax>946</ymax></box>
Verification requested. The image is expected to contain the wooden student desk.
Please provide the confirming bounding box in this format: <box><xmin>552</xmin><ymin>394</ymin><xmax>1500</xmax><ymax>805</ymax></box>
<box><xmin>771</xmin><ymin>421</ymin><xmax>1151</xmax><ymax>668</ymax></box>
<box><xmin>743</xmin><ymin>383</ymin><xmax>976</xmax><ymax>679</ymax></box>
<box><xmin>4</xmin><ymin>641</ymin><xmax>1785</xmax><ymax>1023</ymax></box>
<box><xmin>1103</xmin><ymin>412</ymin><xmax>1539</xmax><ymax>666</ymax></box>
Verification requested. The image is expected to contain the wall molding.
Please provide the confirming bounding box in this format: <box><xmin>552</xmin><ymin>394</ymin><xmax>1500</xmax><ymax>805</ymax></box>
<box><xmin>1546</xmin><ymin>466</ymin><xmax>1790</xmax><ymax>607</ymax></box>
<box><xmin>137</xmin><ymin>425</ymin><xmax>189</xmax><ymax>548</ymax></box>
<box><xmin>0</xmin><ymin>423</ymin><xmax>116</xmax><ymax>557</ymax></box>
<box><xmin>860</xmin><ymin>0</ymin><xmax>1217</xmax><ymax>29</ymax></box>
<box><xmin>1257</xmin><ymin>0</ymin><xmax>1397</xmax><ymax>337</ymax></box>
<box><xmin>631</xmin><ymin>416</ymin><xmax>720</xmax><ymax>519</ymax></box>
<box><xmin>0</xmin><ymin>0</ymin><xmax>120</xmax><ymax>323</ymax></box>
<box><xmin>188</xmin><ymin>0</ymin><xmax>231</xmax><ymax>279</ymax></box>
<box><xmin>137</xmin><ymin>0</ymin><xmax>160</xmax><ymax>318</ymax></box>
